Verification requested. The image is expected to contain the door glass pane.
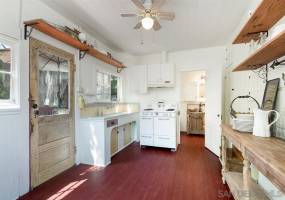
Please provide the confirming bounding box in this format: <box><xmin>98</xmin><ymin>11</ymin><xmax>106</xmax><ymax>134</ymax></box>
<box><xmin>0</xmin><ymin>43</ymin><xmax>11</xmax><ymax>72</ymax></box>
<box><xmin>0</xmin><ymin>73</ymin><xmax>10</xmax><ymax>100</ymax></box>
<box><xmin>37</xmin><ymin>51</ymin><xmax>70</xmax><ymax>116</ymax></box>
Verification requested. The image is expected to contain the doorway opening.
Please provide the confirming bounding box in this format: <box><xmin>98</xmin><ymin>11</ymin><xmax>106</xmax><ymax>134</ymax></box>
<box><xmin>180</xmin><ymin>70</ymin><xmax>206</xmax><ymax>136</ymax></box>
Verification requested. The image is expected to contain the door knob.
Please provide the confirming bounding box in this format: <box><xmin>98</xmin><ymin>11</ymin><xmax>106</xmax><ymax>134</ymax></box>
<box><xmin>34</xmin><ymin>110</ymin><xmax>39</xmax><ymax>117</ymax></box>
<box><xmin>32</xmin><ymin>103</ymin><xmax>38</xmax><ymax>109</ymax></box>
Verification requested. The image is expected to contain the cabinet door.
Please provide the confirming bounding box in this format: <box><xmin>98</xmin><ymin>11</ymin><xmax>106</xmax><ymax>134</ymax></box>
<box><xmin>118</xmin><ymin>126</ymin><xmax>125</xmax><ymax>150</ymax></box>
<box><xmin>80</xmin><ymin>63</ymin><xmax>96</xmax><ymax>95</ymax></box>
<box><xmin>138</xmin><ymin>65</ymin><xmax>148</xmax><ymax>94</ymax></box>
<box><xmin>154</xmin><ymin>117</ymin><xmax>176</xmax><ymax>137</ymax></box>
<box><xmin>125</xmin><ymin>65</ymin><xmax>148</xmax><ymax>94</ymax></box>
<box><xmin>111</xmin><ymin>128</ymin><xmax>118</xmax><ymax>155</ymax></box>
<box><xmin>161</xmin><ymin>64</ymin><xmax>174</xmax><ymax>84</ymax></box>
<box><xmin>124</xmin><ymin>123</ymin><xmax>132</xmax><ymax>145</ymax></box>
<box><xmin>147</xmin><ymin>64</ymin><xmax>161</xmax><ymax>85</ymax></box>
<box><xmin>140</xmin><ymin>117</ymin><xmax>154</xmax><ymax>135</ymax></box>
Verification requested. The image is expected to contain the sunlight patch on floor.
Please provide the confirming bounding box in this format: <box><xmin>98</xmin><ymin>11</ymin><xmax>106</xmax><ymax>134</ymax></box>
<box><xmin>47</xmin><ymin>179</ymin><xmax>87</xmax><ymax>200</ymax></box>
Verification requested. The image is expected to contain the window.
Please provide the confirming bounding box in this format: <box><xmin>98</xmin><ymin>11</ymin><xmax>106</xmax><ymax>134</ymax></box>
<box><xmin>0</xmin><ymin>38</ymin><xmax>18</xmax><ymax>109</ymax></box>
<box><xmin>96</xmin><ymin>71</ymin><xmax>120</xmax><ymax>102</ymax></box>
<box><xmin>0</xmin><ymin>44</ymin><xmax>11</xmax><ymax>100</ymax></box>
<box><xmin>111</xmin><ymin>75</ymin><xmax>119</xmax><ymax>101</ymax></box>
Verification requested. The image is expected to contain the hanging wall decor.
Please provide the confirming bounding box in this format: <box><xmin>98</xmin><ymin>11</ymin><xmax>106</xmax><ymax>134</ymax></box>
<box><xmin>261</xmin><ymin>78</ymin><xmax>280</xmax><ymax>110</ymax></box>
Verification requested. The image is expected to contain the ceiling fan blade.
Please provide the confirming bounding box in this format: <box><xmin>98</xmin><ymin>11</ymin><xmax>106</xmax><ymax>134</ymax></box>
<box><xmin>121</xmin><ymin>14</ymin><xmax>137</xmax><ymax>17</ymax></box>
<box><xmin>153</xmin><ymin>19</ymin><xmax>161</xmax><ymax>31</ymax></box>
<box><xmin>134</xmin><ymin>21</ymin><xmax>142</xmax><ymax>29</ymax></box>
<box><xmin>158</xmin><ymin>12</ymin><xmax>175</xmax><ymax>20</ymax></box>
<box><xmin>131</xmin><ymin>0</ymin><xmax>145</xmax><ymax>10</ymax></box>
<box><xmin>151</xmin><ymin>0</ymin><xmax>166</xmax><ymax>10</ymax></box>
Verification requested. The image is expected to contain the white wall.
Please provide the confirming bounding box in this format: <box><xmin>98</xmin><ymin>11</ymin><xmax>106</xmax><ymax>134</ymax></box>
<box><xmin>0</xmin><ymin>1</ymin><xmax>136</xmax><ymax>199</ymax></box>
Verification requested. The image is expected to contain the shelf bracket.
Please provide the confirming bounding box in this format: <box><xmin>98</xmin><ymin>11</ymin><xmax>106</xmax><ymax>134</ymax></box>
<box><xmin>269</xmin><ymin>59</ymin><xmax>285</xmax><ymax>69</ymax></box>
<box><xmin>251</xmin><ymin>64</ymin><xmax>268</xmax><ymax>82</ymax></box>
<box><xmin>79</xmin><ymin>50</ymin><xmax>88</xmax><ymax>60</ymax></box>
<box><xmin>117</xmin><ymin>67</ymin><xmax>124</xmax><ymax>73</ymax></box>
<box><xmin>247</xmin><ymin>31</ymin><xmax>268</xmax><ymax>38</ymax></box>
<box><xmin>24</xmin><ymin>25</ymin><xmax>34</xmax><ymax>40</ymax></box>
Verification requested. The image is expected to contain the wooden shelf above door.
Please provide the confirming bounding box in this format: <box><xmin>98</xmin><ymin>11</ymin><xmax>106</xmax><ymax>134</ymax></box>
<box><xmin>24</xmin><ymin>19</ymin><xmax>89</xmax><ymax>51</ymax></box>
<box><xmin>24</xmin><ymin>19</ymin><xmax>125</xmax><ymax>69</ymax></box>
<box><xmin>233</xmin><ymin>29</ymin><xmax>285</xmax><ymax>71</ymax></box>
<box><xmin>233</xmin><ymin>0</ymin><xmax>285</xmax><ymax>44</ymax></box>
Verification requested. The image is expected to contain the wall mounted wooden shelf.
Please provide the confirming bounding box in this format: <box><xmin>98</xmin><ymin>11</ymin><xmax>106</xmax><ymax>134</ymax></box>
<box><xmin>233</xmin><ymin>29</ymin><xmax>285</xmax><ymax>71</ymax></box>
<box><xmin>24</xmin><ymin>19</ymin><xmax>125</xmax><ymax>69</ymax></box>
<box><xmin>87</xmin><ymin>48</ymin><xmax>124</xmax><ymax>69</ymax></box>
<box><xmin>233</xmin><ymin>0</ymin><xmax>285</xmax><ymax>44</ymax></box>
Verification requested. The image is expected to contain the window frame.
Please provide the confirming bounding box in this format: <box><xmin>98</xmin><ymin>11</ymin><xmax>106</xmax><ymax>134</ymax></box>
<box><xmin>96</xmin><ymin>70</ymin><xmax>121</xmax><ymax>103</ymax></box>
<box><xmin>0</xmin><ymin>35</ymin><xmax>19</xmax><ymax>112</ymax></box>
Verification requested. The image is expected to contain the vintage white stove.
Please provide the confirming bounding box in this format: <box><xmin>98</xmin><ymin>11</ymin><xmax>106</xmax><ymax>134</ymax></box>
<box><xmin>140</xmin><ymin>102</ymin><xmax>180</xmax><ymax>151</ymax></box>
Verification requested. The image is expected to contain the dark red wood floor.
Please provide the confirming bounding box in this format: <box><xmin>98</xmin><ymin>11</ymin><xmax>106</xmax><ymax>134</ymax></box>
<box><xmin>19</xmin><ymin>135</ymin><xmax>233</xmax><ymax>200</ymax></box>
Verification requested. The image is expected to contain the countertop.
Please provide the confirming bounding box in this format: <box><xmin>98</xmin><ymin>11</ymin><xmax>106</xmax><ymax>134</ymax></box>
<box><xmin>80</xmin><ymin>111</ymin><xmax>139</xmax><ymax>120</ymax></box>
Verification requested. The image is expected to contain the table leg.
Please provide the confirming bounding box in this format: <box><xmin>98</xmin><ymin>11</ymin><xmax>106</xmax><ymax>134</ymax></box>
<box><xmin>221</xmin><ymin>135</ymin><xmax>228</xmax><ymax>184</ymax></box>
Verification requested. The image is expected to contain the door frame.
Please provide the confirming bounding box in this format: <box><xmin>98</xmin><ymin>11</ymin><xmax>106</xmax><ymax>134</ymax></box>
<box><xmin>178</xmin><ymin>68</ymin><xmax>222</xmax><ymax>156</ymax></box>
<box><xmin>29</xmin><ymin>37</ymin><xmax>76</xmax><ymax>189</ymax></box>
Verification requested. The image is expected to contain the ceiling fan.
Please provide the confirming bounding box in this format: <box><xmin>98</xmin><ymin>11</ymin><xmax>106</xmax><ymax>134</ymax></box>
<box><xmin>121</xmin><ymin>0</ymin><xmax>175</xmax><ymax>31</ymax></box>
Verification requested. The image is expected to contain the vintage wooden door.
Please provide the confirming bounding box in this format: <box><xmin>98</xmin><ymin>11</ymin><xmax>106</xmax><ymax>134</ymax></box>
<box><xmin>29</xmin><ymin>38</ymin><xmax>75</xmax><ymax>188</ymax></box>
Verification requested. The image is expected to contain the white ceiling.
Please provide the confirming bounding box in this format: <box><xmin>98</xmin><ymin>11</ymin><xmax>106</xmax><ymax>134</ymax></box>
<box><xmin>41</xmin><ymin>0</ymin><xmax>249</xmax><ymax>55</ymax></box>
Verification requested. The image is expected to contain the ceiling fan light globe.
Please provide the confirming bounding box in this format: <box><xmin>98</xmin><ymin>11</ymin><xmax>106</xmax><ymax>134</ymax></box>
<box><xmin>142</xmin><ymin>17</ymin><xmax>154</xmax><ymax>30</ymax></box>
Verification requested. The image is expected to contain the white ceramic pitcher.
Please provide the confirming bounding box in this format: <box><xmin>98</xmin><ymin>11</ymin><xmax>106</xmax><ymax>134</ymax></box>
<box><xmin>253</xmin><ymin>109</ymin><xmax>280</xmax><ymax>137</ymax></box>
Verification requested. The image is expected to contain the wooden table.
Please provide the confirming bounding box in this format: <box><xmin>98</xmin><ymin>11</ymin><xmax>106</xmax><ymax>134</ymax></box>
<box><xmin>221</xmin><ymin>124</ymin><xmax>285</xmax><ymax>200</ymax></box>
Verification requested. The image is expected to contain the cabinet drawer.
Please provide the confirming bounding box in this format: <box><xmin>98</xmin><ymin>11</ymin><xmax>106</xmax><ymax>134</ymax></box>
<box><xmin>140</xmin><ymin>135</ymin><xmax>153</xmax><ymax>146</ymax></box>
<box><xmin>154</xmin><ymin>136</ymin><xmax>176</xmax><ymax>148</ymax></box>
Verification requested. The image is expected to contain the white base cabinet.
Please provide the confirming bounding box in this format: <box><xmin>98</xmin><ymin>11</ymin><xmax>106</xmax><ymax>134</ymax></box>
<box><xmin>111</xmin><ymin>123</ymin><xmax>134</xmax><ymax>156</ymax></box>
<box><xmin>79</xmin><ymin>113</ymin><xmax>139</xmax><ymax>167</ymax></box>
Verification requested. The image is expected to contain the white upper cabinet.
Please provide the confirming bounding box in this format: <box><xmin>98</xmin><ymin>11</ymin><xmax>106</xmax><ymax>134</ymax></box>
<box><xmin>137</xmin><ymin>65</ymin><xmax>148</xmax><ymax>94</ymax></box>
<box><xmin>147</xmin><ymin>64</ymin><xmax>175</xmax><ymax>87</ymax></box>
<box><xmin>147</xmin><ymin>64</ymin><xmax>161</xmax><ymax>85</ymax></box>
<box><xmin>80</xmin><ymin>63</ymin><xmax>97</xmax><ymax>96</ymax></box>
<box><xmin>125</xmin><ymin>65</ymin><xmax>148</xmax><ymax>94</ymax></box>
<box><xmin>161</xmin><ymin>64</ymin><xmax>175</xmax><ymax>85</ymax></box>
